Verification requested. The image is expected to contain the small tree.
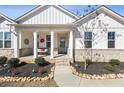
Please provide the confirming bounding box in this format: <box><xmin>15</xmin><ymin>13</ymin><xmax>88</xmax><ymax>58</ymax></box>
<box><xmin>35</xmin><ymin>57</ymin><xmax>46</xmax><ymax>74</ymax></box>
<box><xmin>75</xmin><ymin>10</ymin><xmax>82</xmax><ymax>17</ymax></box>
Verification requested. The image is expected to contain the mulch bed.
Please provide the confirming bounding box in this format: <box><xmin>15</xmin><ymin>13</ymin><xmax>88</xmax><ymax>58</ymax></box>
<box><xmin>71</xmin><ymin>62</ymin><xmax>124</xmax><ymax>75</ymax></box>
<box><xmin>0</xmin><ymin>62</ymin><xmax>54</xmax><ymax>77</ymax></box>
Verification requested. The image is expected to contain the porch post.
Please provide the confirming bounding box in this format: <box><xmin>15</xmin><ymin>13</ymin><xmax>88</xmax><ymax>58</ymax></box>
<box><xmin>14</xmin><ymin>31</ymin><xmax>19</xmax><ymax>58</ymax></box>
<box><xmin>69</xmin><ymin>30</ymin><xmax>73</xmax><ymax>59</ymax></box>
<box><xmin>51</xmin><ymin>31</ymin><xmax>54</xmax><ymax>58</ymax></box>
<box><xmin>19</xmin><ymin>31</ymin><xmax>22</xmax><ymax>49</ymax></box>
<box><xmin>33</xmin><ymin>31</ymin><xmax>38</xmax><ymax>58</ymax></box>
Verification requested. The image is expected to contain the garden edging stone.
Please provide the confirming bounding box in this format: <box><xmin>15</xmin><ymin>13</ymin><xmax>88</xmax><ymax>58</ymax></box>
<box><xmin>71</xmin><ymin>66</ymin><xmax>124</xmax><ymax>80</ymax></box>
<box><xmin>0</xmin><ymin>66</ymin><xmax>55</xmax><ymax>82</ymax></box>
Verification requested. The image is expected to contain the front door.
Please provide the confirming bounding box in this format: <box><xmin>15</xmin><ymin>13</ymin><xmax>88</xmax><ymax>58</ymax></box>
<box><xmin>58</xmin><ymin>36</ymin><xmax>67</xmax><ymax>54</ymax></box>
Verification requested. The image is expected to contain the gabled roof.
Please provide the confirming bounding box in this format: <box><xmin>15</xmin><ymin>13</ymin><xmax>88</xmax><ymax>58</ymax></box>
<box><xmin>74</xmin><ymin>5</ymin><xmax>124</xmax><ymax>25</ymax></box>
<box><xmin>15</xmin><ymin>5</ymin><xmax>79</xmax><ymax>22</ymax></box>
<box><xmin>0</xmin><ymin>12</ymin><xmax>16</xmax><ymax>23</ymax></box>
<box><xmin>56</xmin><ymin>5</ymin><xmax>79</xmax><ymax>19</ymax></box>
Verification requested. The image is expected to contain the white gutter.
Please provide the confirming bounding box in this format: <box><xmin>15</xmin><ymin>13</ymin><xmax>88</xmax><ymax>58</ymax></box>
<box><xmin>7</xmin><ymin>24</ymin><xmax>74</xmax><ymax>28</ymax></box>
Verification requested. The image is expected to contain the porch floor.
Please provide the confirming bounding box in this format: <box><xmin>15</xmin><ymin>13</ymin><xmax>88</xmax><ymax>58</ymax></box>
<box><xmin>19</xmin><ymin>54</ymin><xmax>69</xmax><ymax>63</ymax></box>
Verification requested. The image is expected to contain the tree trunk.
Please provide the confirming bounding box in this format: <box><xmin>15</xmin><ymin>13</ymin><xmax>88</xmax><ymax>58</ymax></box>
<box><xmin>84</xmin><ymin>61</ymin><xmax>87</xmax><ymax>70</ymax></box>
<box><xmin>38</xmin><ymin>67</ymin><xmax>44</xmax><ymax>75</ymax></box>
<box><xmin>11</xmin><ymin>68</ymin><xmax>16</xmax><ymax>76</ymax></box>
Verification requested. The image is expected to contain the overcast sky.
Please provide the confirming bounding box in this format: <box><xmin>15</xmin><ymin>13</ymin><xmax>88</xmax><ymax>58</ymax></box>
<box><xmin>0</xmin><ymin>5</ymin><xmax>123</xmax><ymax>19</ymax></box>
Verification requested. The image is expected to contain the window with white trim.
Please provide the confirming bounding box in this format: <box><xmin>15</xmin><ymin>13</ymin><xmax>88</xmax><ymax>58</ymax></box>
<box><xmin>46</xmin><ymin>35</ymin><xmax>51</xmax><ymax>48</ymax></box>
<box><xmin>84</xmin><ymin>32</ymin><xmax>92</xmax><ymax>48</ymax></box>
<box><xmin>0</xmin><ymin>32</ymin><xmax>11</xmax><ymax>48</ymax></box>
<box><xmin>108</xmin><ymin>32</ymin><xmax>115</xmax><ymax>48</ymax></box>
<box><xmin>0</xmin><ymin>32</ymin><xmax>3</xmax><ymax>48</ymax></box>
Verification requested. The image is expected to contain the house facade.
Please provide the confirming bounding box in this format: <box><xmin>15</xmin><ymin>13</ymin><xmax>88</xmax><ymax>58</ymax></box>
<box><xmin>1</xmin><ymin>5</ymin><xmax>124</xmax><ymax>62</ymax></box>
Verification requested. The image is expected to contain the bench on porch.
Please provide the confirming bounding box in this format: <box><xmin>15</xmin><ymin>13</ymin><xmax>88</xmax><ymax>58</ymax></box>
<box><xmin>38</xmin><ymin>48</ymin><xmax>49</xmax><ymax>55</ymax></box>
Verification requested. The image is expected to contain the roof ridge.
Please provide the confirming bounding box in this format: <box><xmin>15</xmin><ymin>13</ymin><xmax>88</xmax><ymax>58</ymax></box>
<box><xmin>0</xmin><ymin>11</ymin><xmax>16</xmax><ymax>23</ymax></box>
<box><xmin>58</xmin><ymin>5</ymin><xmax>79</xmax><ymax>19</ymax></box>
<box><xmin>15</xmin><ymin>5</ymin><xmax>41</xmax><ymax>22</ymax></box>
<box><xmin>15</xmin><ymin>5</ymin><xmax>79</xmax><ymax>22</ymax></box>
<box><xmin>73</xmin><ymin>5</ymin><xmax>103</xmax><ymax>24</ymax></box>
<box><xmin>73</xmin><ymin>5</ymin><xmax>124</xmax><ymax>24</ymax></box>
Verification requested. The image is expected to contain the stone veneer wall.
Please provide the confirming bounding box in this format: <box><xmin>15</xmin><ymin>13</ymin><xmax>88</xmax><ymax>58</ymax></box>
<box><xmin>74</xmin><ymin>49</ymin><xmax>124</xmax><ymax>62</ymax></box>
<box><xmin>19</xmin><ymin>48</ymin><xmax>33</xmax><ymax>57</ymax></box>
<box><xmin>0</xmin><ymin>49</ymin><xmax>14</xmax><ymax>58</ymax></box>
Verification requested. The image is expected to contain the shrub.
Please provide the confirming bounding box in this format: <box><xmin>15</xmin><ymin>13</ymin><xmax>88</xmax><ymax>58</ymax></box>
<box><xmin>7</xmin><ymin>58</ymin><xmax>20</xmax><ymax>68</ymax></box>
<box><xmin>104</xmin><ymin>64</ymin><xmax>115</xmax><ymax>72</ymax></box>
<box><xmin>109</xmin><ymin>59</ymin><xmax>120</xmax><ymax>66</ymax></box>
<box><xmin>0</xmin><ymin>56</ymin><xmax>7</xmax><ymax>66</ymax></box>
<box><xmin>35</xmin><ymin>57</ymin><xmax>46</xmax><ymax>66</ymax></box>
<box><xmin>86</xmin><ymin>59</ymin><xmax>92</xmax><ymax>65</ymax></box>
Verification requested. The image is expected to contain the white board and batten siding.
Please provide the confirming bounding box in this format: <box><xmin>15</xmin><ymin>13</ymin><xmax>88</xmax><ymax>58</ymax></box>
<box><xmin>75</xmin><ymin>13</ymin><xmax>124</xmax><ymax>49</ymax></box>
<box><xmin>0</xmin><ymin>19</ymin><xmax>11</xmax><ymax>31</ymax></box>
<box><xmin>20</xmin><ymin>6</ymin><xmax>76</xmax><ymax>24</ymax></box>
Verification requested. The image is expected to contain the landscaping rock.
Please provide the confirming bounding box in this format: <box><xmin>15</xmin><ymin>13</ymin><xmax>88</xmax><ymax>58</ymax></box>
<box><xmin>79</xmin><ymin>73</ymin><xmax>82</xmax><ymax>77</ymax></box>
<box><xmin>121</xmin><ymin>74</ymin><xmax>124</xmax><ymax>78</ymax></box>
<box><xmin>82</xmin><ymin>74</ymin><xmax>85</xmax><ymax>78</ymax></box>
<box><xmin>41</xmin><ymin>77</ymin><xmax>45</xmax><ymax>81</ymax></box>
<box><xmin>28</xmin><ymin>78</ymin><xmax>32</xmax><ymax>82</ymax></box>
<box><xmin>38</xmin><ymin>77</ymin><xmax>41</xmax><ymax>81</ymax></box>
<box><xmin>87</xmin><ymin>75</ymin><xmax>91</xmax><ymax>79</ymax></box>
<box><xmin>17</xmin><ymin>78</ymin><xmax>21</xmax><ymax>82</ymax></box>
<box><xmin>33</xmin><ymin>79</ymin><xmax>36</xmax><ymax>82</ymax></box>
<box><xmin>100</xmin><ymin>76</ymin><xmax>104</xmax><ymax>80</ymax></box>
<box><xmin>44</xmin><ymin>77</ymin><xmax>48</xmax><ymax>81</ymax></box>
<box><xmin>21</xmin><ymin>78</ymin><xmax>26</xmax><ymax>82</ymax></box>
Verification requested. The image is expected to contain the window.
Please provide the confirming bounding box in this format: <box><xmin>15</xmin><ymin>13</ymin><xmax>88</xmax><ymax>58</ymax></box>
<box><xmin>108</xmin><ymin>32</ymin><xmax>115</xmax><ymax>48</ymax></box>
<box><xmin>46</xmin><ymin>35</ymin><xmax>51</xmax><ymax>48</ymax></box>
<box><xmin>4</xmin><ymin>32</ymin><xmax>11</xmax><ymax>48</ymax></box>
<box><xmin>84</xmin><ymin>32</ymin><xmax>92</xmax><ymax>48</ymax></box>
<box><xmin>0</xmin><ymin>32</ymin><xmax>11</xmax><ymax>48</ymax></box>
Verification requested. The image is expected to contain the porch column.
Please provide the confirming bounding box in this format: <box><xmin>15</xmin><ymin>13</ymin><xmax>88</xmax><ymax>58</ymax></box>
<box><xmin>51</xmin><ymin>31</ymin><xmax>54</xmax><ymax>58</ymax></box>
<box><xmin>69</xmin><ymin>30</ymin><xmax>73</xmax><ymax>59</ymax></box>
<box><xmin>14</xmin><ymin>31</ymin><xmax>19</xmax><ymax>58</ymax></box>
<box><xmin>33</xmin><ymin>31</ymin><xmax>38</xmax><ymax>58</ymax></box>
<box><xmin>19</xmin><ymin>31</ymin><xmax>22</xmax><ymax>49</ymax></box>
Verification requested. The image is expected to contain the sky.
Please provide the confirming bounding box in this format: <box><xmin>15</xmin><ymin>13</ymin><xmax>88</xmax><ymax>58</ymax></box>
<box><xmin>0</xmin><ymin>5</ymin><xmax>124</xmax><ymax>20</ymax></box>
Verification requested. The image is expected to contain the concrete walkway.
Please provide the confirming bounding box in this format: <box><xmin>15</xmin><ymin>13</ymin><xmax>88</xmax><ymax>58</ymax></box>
<box><xmin>54</xmin><ymin>65</ymin><xmax>124</xmax><ymax>87</ymax></box>
<box><xmin>54</xmin><ymin>65</ymin><xmax>80</xmax><ymax>87</ymax></box>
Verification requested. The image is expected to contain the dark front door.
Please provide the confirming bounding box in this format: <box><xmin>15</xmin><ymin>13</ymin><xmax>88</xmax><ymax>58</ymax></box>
<box><xmin>58</xmin><ymin>36</ymin><xmax>67</xmax><ymax>54</ymax></box>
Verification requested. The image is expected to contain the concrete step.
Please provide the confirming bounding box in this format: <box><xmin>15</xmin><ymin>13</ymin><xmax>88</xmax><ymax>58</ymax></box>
<box><xmin>55</xmin><ymin>59</ymin><xmax>70</xmax><ymax>66</ymax></box>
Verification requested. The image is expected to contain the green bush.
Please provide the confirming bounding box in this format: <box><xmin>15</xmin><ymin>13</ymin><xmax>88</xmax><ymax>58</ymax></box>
<box><xmin>0</xmin><ymin>56</ymin><xmax>7</xmax><ymax>66</ymax></box>
<box><xmin>7</xmin><ymin>58</ymin><xmax>20</xmax><ymax>68</ymax></box>
<box><xmin>109</xmin><ymin>59</ymin><xmax>120</xmax><ymax>66</ymax></box>
<box><xmin>104</xmin><ymin>64</ymin><xmax>115</xmax><ymax>72</ymax></box>
<box><xmin>35</xmin><ymin>57</ymin><xmax>46</xmax><ymax>66</ymax></box>
<box><xmin>86</xmin><ymin>59</ymin><xmax>92</xmax><ymax>65</ymax></box>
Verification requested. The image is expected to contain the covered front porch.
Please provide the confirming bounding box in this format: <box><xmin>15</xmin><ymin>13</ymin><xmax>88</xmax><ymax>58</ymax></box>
<box><xmin>12</xmin><ymin>24</ymin><xmax>74</xmax><ymax>61</ymax></box>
